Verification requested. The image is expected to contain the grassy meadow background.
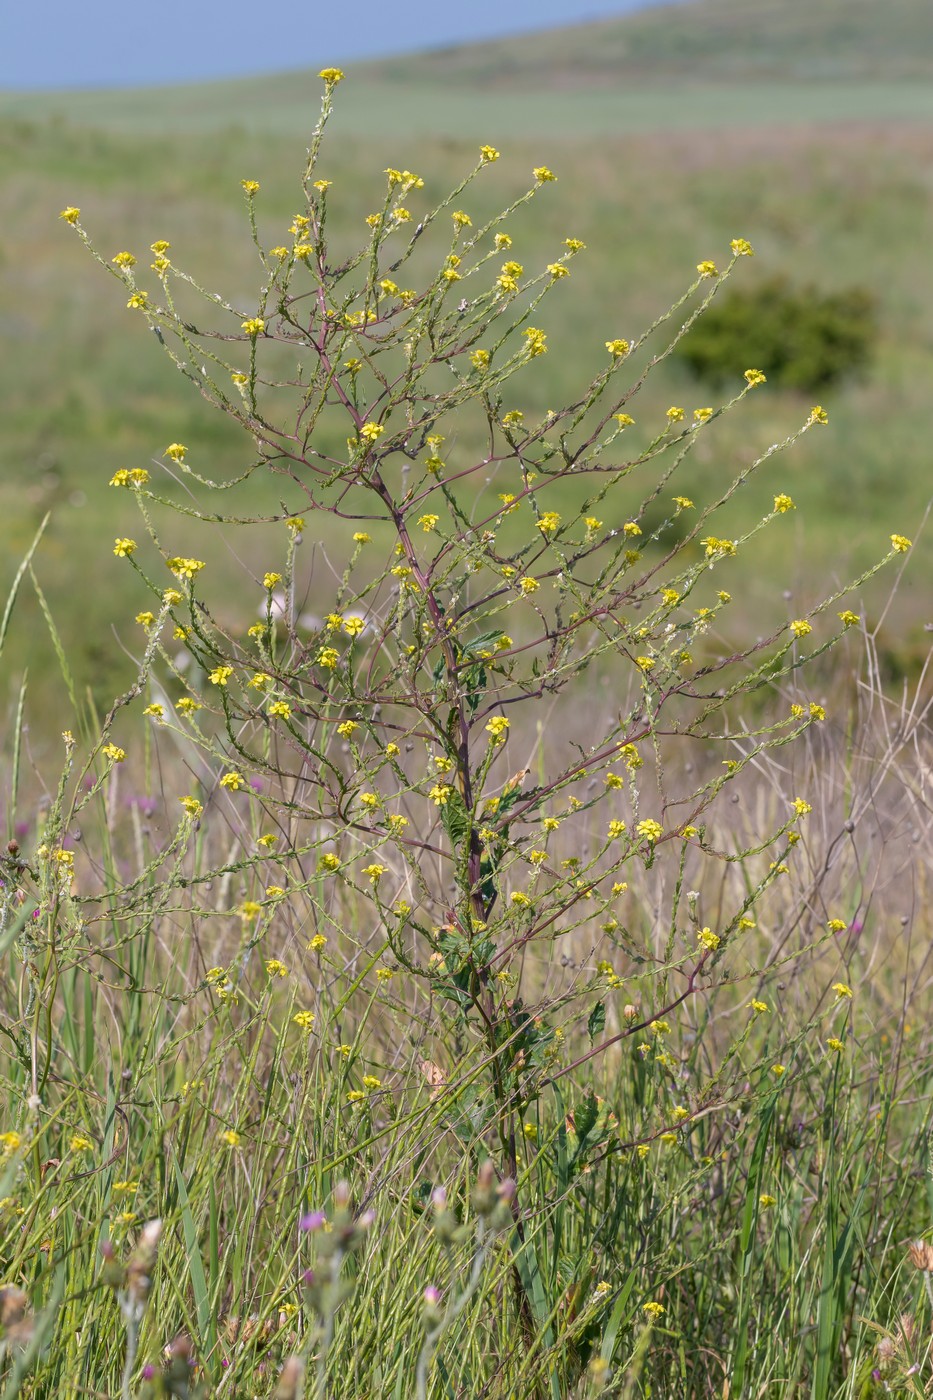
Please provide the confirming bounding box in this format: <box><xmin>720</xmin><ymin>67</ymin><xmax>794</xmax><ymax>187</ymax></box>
<box><xmin>1</xmin><ymin>1</ymin><xmax>933</xmax><ymax>1396</ymax></box>
<box><xmin>1</xmin><ymin>0</ymin><xmax>933</xmax><ymax>740</ymax></box>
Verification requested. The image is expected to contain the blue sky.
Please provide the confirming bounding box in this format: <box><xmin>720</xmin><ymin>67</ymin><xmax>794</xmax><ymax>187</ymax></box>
<box><xmin>4</xmin><ymin>0</ymin><xmax>674</xmax><ymax>90</ymax></box>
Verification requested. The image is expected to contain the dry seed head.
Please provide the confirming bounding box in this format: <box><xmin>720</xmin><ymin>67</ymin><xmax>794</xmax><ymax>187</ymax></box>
<box><xmin>0</xmin><ymin>1286</ymin><xmax>33</xmax><ymax>1355</ymax></box>
<box><xmin>908</xmin><ymin>1239</ymin><xmax>933</xmax><ymax>1272</ymax></box>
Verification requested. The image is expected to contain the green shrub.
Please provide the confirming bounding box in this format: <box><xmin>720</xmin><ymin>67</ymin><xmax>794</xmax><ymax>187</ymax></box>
<box><xmin>676</xmin><ymin>274</ymin><xmax>877</xmax><ymax>391</ymax></box>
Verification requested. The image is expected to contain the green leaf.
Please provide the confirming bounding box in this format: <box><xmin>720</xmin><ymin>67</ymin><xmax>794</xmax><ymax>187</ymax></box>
<box><xmin>587</xmin><ymin>1001</ymin><xmax>606</xmax><ymax>1043</ymax></box>
<box><xmin>440</xmin><ymin>786</ymin><xmax>470</xmax><ymax>854</ymax></box>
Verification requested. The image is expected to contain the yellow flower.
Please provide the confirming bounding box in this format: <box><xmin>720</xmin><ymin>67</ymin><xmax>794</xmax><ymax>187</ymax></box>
<box><xmin>268</xmin><ymin>700</ymin><xmax>291</xmax><ymax>720</ymax></box>
<box><xmin>318</xmin><ymin>647</ymin><xmax>340</xmax><ymax>669</ymax></box>
<box><xmin>533</xmin><ymin>165</ymin><xmax>556</xmax><ymax>182</ymax></box>
<box><xmin>523</xmin><ymin>326</ymin><xmax>548</xmax><ymax>357</ymax></box>
<box><xmin>808</xmin><ymin>405</ymin><xmax>829</xmax><ymax>425</ymax></box>
<box><xmin>485</xmin><ymin>715</ymin><xmax>509</xmax><ymax>742</ymax></box>
<box><xmin>113</xmin><ymin>537</ymin><xmax>137</xmax><ymax>557</ymax></box>
<box><xmin>265</xmin><ymin>959</ymin><xmax>288</xmax><ymax>978</ymax></box>
<box><xmin>693</xmin><ymin>406</ymin><xmax>714</xmax><ymax>423</ymax></box>
<box><xmin>221</xmin><ymin>1130</ymin><xmax>241</xmax><ymax>1147</ymax></box>
<box><xmin>546</xmin><ymin>263</ymin><xmax>569</xmax><ymax>279</ymax></box>
<box><xmin>643</xmin><ymin>1302</ymin><xmax>665</xmax><ymax>1318</ymax></box>
<box><xmin>759</xmin><ymin>1194</ymin><xmax>777</xmax><ymax>1209</ymax></box>
<box><xmin>241</xmin><ymin>317</ymin><xmax>265</xmax><ymax>337</ymax></box>
<box><xmin>538</xmin><ymin>511</ymin><xmax>561</xmax><ymax>534</ymax></box>
<box><xmin>359</xmin><ymin>421</ymin><xmax>385</xmax><ymax>443</ymax></box>
<box><xmin>891</xmin><ymin>533</ymin><xmax>912</xmax><ymax>553</ymax></box>
<box><xmin>60</xmin><ymin>206</ymin><xmax>81</xmax><ymax>224</ymax></box>
<box><xmin>744</xmin><ymin>368</ymin><xmax>767</xmax><ymax>387</ymax></box>
<box><xmin>511</xmin><ymin>891</ymin><xmax>532</xmax><ymax>908</ymax></box>
<box><xmin>750</xmin><ymin>999</ymin><xmax>769</xmax><ymax>1014</ymax></box>
<box><xmin>702</xmin><ymin>537</ymin><xmax>737</xmax><ymax>560</ymax></box>
<box><xmin>790</xmin><ymin>619</ymin><xmax>811</xmax><ymax>639</ymax></box>
<box><xmin>307</xmin><ymin>934</ymin><xmax>327</xmax><ymax>951</ymax></box>
<box><xmin>518</xmin><ymin>577</ymin><xmax>539</xmax><ymax>595</ymax></box>
<box><xmin>792</xmin><ymin>797</ymin><xmax>811</xmax><ymax>817</ymax></box>
<box><xmin>635</xmin><ymin>819</ymin><xmax>662</xmax><ymax>843</ymax></box>
<box><xmin>773</xmin><ymin>493</ymin><xmax>795</xmax><ymax>513</ymax></box>
<box><xmin>418</xmin><ymin>514</ymin><xmax>439</xmax><ymax>532</ymax></box>
<box><xmin>359</xmin><ymin>792</ymin><xmax>379</xmax><ymax>809</ymax></box>
<box><xmin>607</xmin><ymin>820</ymin><xmax>626</xmax><ymax>838</ymax></box>
<box><xmin>564</xmin><ymin>237</ymin><xmax>585</xmax><ymax>251</ymax></box>
<box><xmin>673</xmin><ymin>495</ymin><xmax>693</xmax><ymax>510</ymax></box>
<box><xmin>219</xmin><ymin>771</ymin><xmax>245</xmax><ymax>791</ymax></box>
<box><xmin>605</xmin><ymin>339</ymin><xmax>629</xmax><ymax>359</ymax></box>
<box><xmin>112</xmin><ymin>251</ymin><xmax>137</xmax><ymax>269</ymax></box>
<box><xmin>826</xmin><ymin>1037</ymin><xmax>845</xmax><ymax>1053</ymax></box>
<box><xmin>69</xmin><ymin>1135</ymin><xmax>93</xmax><ymax>1152</ymax></box>
<box><xmin>429</xmin><ymin>783</ymin><xmax>452</xmax><ymax>806</ymax></box>
<box><xmin>102</xmin><ymin>743</ymin><xmax>125</xmax><ymax>763</ymax></box>
<box><xmin>180</xmin><ymin>796</ymin><xmax>203</xmax><ymax>817</ymax></box>
<box><xmin>362</xmin><ymin>863</ymin><xmax>387</xmax><ymax>882</ymax></box>
<box><xmin>293</xmin><ymin>1010</ymin><xmax>316</xmax><ymax>1030</ymax></box>
<box><xmin>480</xmin><ymin>145</ymin><xmax>500</xmax><ymax>163</ymax></box>
<box><xmin>614</xmin><ymin>413</ymin><xmax>635</xmax><ymax>427</ymax></box>
<box><xmin>166</xmin><ymin>556</ymin><xmax>205</xmax><ymax>580</ymax></box>
<box><xmin>319</xmin><ymin>853</ymin><xmax>341</xmax><ymax>872</ymax></box>
<box><xmin>353</xmin><ymin>531</ymin><xmax>371</xmax><ymax>544</ymax></box>
<box><xmin>127</xmin><ymin>291</ymin><xmax>150</xmax><ymax>310</ymax></box>
<box><xmin>838</xmin><ymin>610</ymin><xmax>859</xmax><ymax>628</ymax></box>
<box><xmin>0</xmin><ymin>1132</ymin><xmax>23</xmax><ymax>1156</ymax></box>
<box><xmin>697</xmin><ymin>260</ymin><xmax>718</xmax><ymax>277</ymax></box>
<box><xmin>318</xmin><ymin>67</ymin><xmax>345</xmax><ymax>83</ymax></box>
<box><xmin>698</xmin><ymin>928</ymin><xmax>719</xmax><ymax>950</ymax></box>
<box><xmin>771</xmin><ymin>1064</ymin><xmax>786</xmax><ymax>1077</ymax></box>
<box><xmin>263</xmin><ymin>571</ymin><xmax>282</xmax><ymax>588</ymax></box>
<box><xmin>730</xmin><ymin>238</ymin><xmax>754</xmax><ymax>256</ymax></box>
<box><xmin>143</xmin><ymin>703</ymin><xmax>164</xmax><ymax>719</ymax></box>
<box><xmin>832</xmin><ymin>982</ymin><xmax>853</xmax><ymax>999</ymax></box>
<box><xmin>336</xmin><ymin>720</ymin><xmax>358</xmax><ymax>738</ymax></box>
<box><xmin>210</xmin><ymin>665</ymin><xmax>234</xmax><ymax>687</ymax></box>
<box><xmin>176</xmin><ymin>698</ymin><xmax>201</xmax><ymax>716</ymax></box>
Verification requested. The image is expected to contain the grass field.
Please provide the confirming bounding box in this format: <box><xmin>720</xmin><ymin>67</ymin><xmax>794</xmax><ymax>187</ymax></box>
<box><xmin>3</xmin><ymin>101</ymin><xmax>932</xmax><ymax>737</ymax></box>
<box><xmin>1</xmin><ymin>4</ymin><xmax>933</xmax><ymax>1395</ymax></box>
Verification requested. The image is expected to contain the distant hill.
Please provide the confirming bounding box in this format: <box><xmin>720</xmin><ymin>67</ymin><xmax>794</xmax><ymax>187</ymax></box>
<box><xmin>2</xmin><ymin>0</ymin><xmax>932</xmax><ymax>136</ymax></box>
<box><xmin>362</xmin><ymin>0</ymin><xmax>933</xmax><ymax>87</ymax></box>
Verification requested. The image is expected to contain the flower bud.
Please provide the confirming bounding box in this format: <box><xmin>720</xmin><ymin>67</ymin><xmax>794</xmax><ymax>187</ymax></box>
<box><xmin>473</xmin><ymin>1160</ymin><xmax>497</xmax><ymax>1218</ymax></box>
<box><xmin>274</xmin><ymin>1356</ymin><xmax>304</xmax><ymax>1400</ymax></box>
<box><xmin>423</xmin><ymin>1284</ymin><xmax>443</xmax><ymax>1327</ymax></box>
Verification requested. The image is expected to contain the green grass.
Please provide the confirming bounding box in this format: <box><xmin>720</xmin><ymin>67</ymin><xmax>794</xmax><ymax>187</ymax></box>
<box><xmin>1</xmin><ymin>636</ymin><xmax>932</xmax><ymax>1397</ymax></box>
<box><xmin>6</xmin><ymin>80</ymin><xmax>933</xmax><ymax>137</ymax></box>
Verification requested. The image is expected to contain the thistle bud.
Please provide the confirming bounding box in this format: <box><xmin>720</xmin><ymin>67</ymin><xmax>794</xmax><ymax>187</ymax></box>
<box><xmin>422</xmin><ymin>1284</ymin><xmax>443</xmax><ymax>1327</ymax></box>
<box><xmin>274</xmin><ymin>1356</ymin><xmax>304</xmax><ymax>1400</ymax></box>
<box><xmin>472</xmin><ymin>1160</ymin><xmax>497</xmax><ymax>1218</ymax></box>
<box><xmin>125</xmin><ymin>1219</ymin><xmax>162</xmax><ymax>1309</ymax></box>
